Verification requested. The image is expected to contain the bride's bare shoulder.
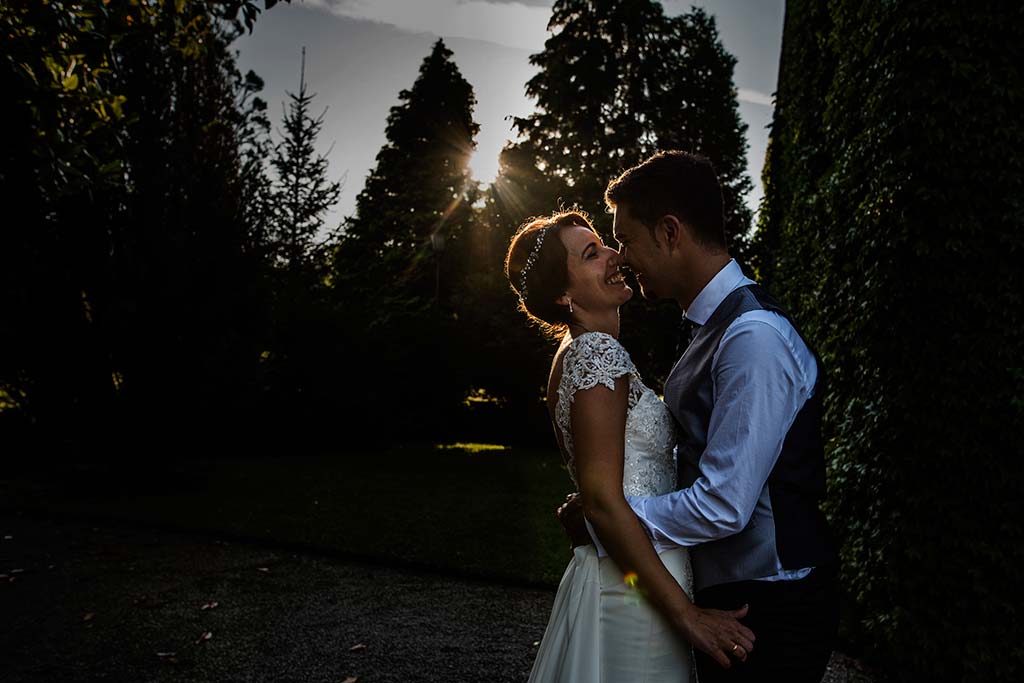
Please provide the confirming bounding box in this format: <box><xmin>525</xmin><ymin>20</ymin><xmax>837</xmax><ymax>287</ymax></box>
<box><xmin>546</xmin><ymin>335</ymin><xmax>574</xmax><ymax>408</ymax></box>
<box><xmin>550</xmin><ymin>334</ymin><xmax>575</xmax><ymax>378</ymax></box>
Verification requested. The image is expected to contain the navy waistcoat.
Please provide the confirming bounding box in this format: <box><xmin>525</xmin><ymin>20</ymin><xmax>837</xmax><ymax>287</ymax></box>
<box><xmin>664</xmin><ymin>284</ymin><xmax>835</xmax><ymax>591</ymax></box>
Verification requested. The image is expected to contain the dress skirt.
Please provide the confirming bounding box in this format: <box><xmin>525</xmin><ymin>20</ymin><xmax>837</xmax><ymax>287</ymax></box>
<box><xmin>527</xmin><ymin>544</ymin><xmax>696</xmax><ymax>683</ymax></box>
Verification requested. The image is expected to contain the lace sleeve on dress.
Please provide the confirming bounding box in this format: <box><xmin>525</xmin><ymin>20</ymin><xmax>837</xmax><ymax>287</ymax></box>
<box><xmin>559</xmin><ymin>332</ymin><xmax>636</xmax><ymax>403</ymax></box>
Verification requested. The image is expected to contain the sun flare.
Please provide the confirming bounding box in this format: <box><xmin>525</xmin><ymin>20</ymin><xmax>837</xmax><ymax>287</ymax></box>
<box><xmin>467</xmin><ymin>149</ymin><xmax>500</xmax><ymax>185</ymax></box>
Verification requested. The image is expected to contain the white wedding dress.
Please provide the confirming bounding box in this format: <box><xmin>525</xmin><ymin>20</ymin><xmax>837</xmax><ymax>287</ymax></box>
<box><xmin>528</xmin><ymin>331</ymin><xmax>696</xmax><ymax>683</ymax></box>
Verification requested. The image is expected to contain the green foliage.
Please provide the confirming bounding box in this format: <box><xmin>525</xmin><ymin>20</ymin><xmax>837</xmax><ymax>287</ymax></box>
<box><xmin>753</xmin><ymin>1</ymin><xmax>1024</xmax><ymax>679</ymax></box>
<box><xmin>0</xmin><ymin>1</ymin><xmax>282</xmax><ymax>455</ymax></box>
<box><xmin>1</xmin><ymin>1</ymin><xmax>123</xmax><ymax>446</ymax></box>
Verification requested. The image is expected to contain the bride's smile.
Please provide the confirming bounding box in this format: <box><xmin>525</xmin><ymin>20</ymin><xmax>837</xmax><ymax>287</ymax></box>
<box><xmin>558</xmin><ymin>225</ymin><xmax>634</xmax><ymax>314</ymax></box>
<box><xmin>605</xmin><ymin>268</ymin><xmax>627</xmax><ymax>286</ymax></box>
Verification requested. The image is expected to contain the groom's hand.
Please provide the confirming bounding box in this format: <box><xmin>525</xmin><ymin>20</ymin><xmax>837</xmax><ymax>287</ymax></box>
<box><xmin>676</xmin><ymin>604</ymin><xmax>755</xmax><ymax>669</ymax></box>
<box><xmin>555</xmin><ymin>492</ymin><xmax>593</xmax><ymax>548</ymax></box>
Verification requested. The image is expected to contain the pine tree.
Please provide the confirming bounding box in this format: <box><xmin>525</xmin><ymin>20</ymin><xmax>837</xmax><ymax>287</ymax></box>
<box><xmin>269</xmin><ymin>48</ymin><xmax>343</xmax><ymax>283</ymax></box>
<box><xmin>335</xmin><ymin>39</ymin><xmax>479</xmax><ymax>311</ymax></box>
<box><xmin>331</xmin><ymin>39</ymin><xmax>480</xmax><ymax>439</ymax></box>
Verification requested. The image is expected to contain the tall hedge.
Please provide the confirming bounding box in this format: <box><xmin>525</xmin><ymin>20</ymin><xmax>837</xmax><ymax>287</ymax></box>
<box><xmin>753</xmin><ymin>1</ymin><xmax>1024</xmax><ymax>680</ymax></box>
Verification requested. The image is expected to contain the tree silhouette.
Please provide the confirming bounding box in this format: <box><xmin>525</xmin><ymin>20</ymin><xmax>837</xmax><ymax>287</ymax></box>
<box><xmin>333</xmin><ymin>38</ymin><xmax>480</xmax><ymax>439</ymax></box>
<box><xmin>109</xmin><ymin>5</ymin><xmax>275</xmax><ymax>454</ymax></box>
<box><xmin>336</xmin><ymin>39</ymin><xmax>478</xmax><ymax>308</ymax></box>
<box><xmin>0</xmin><ymin>2</ymin><xmax>277</xmax><ymax>457</ymax></box>
<box><xmin>236</xmin><ymin>67</ymin><xmax>275</xmax><ymax>262</ymax></box>
<box><xmin>269</xmin><ymin>48</ymin><xmax>343</xmax><ymax>284</ymax></box>
<box><xmin>1</xmin><ymin>0</ymin><xmax>138</xmax><ymax>454</ymax></box>
<box><xmin>253</xmin><ymin>48</ymin><xmax>349</xmax><ymax>448</ymax></box>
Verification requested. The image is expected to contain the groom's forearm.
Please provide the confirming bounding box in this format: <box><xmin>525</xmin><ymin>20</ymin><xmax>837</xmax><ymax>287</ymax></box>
<box><xmin>626</xmin><ymin>484</ymin><xmax>744</xmax><ymax>547</ymax></box>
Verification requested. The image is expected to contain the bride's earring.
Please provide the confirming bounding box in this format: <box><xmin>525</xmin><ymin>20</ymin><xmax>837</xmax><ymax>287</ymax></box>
<box><xmin>568</xmin><ymin>298</ymin><xmax>574</xmax><ymax>314</ymax></box>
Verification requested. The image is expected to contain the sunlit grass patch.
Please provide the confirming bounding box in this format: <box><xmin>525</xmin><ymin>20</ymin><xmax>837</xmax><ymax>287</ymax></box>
<box><xmin>435</xmin><ymin>442</ymin><xmax>510</xmax><ymax>454</ymax></box>
<box><xmin>462</xmin><ymin>387</ymin><xmax>506</xmax><ymax>406</ymax></box>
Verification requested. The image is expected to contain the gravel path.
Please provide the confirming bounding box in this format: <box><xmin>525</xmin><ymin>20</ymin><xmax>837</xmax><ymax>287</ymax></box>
<box><xmin>0</xmin><ymin>513</ymin><xmax>878</xmax><ymax>682</ymax></box>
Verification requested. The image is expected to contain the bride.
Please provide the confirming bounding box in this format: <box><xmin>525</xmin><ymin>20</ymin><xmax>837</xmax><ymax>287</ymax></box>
<box><xmin>505</xmin><ymin>211</ymin><xmax>754</xmax><ymax>682</ymax></box>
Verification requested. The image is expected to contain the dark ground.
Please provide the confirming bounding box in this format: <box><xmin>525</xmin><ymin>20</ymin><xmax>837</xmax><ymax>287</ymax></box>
<box><xmin>1</xmin><ymin>512</ymin><xmax>880</xmax><ymax>683</ymax></box>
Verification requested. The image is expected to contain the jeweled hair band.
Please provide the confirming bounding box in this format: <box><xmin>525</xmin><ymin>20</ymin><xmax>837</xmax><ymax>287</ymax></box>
<box><xmin>517</xmin><ymin>226</ymin><xmax>548</xmax><ymax>304</ymax></box>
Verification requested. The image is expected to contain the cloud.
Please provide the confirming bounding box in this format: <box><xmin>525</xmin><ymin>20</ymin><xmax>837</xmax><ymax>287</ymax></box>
<box><xmin>305</xmin><ymin>0</ymin><xmax>551</xmax><ymax>52</ymax></box>
<box><xmin>737</xmin><ymin>88</ymin><xmax>773</xmax><ymax>107</ymax></box>
<box><xmin>456</xmin><ymin>0</ymin><xmax>552</xmax><ymax>5</ymax></box>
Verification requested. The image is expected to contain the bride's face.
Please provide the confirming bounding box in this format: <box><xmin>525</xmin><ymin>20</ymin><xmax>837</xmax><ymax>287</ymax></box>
<box><xmin>560</xmin><ymin>225</ymin><xmax>633</xmax><ymax>313</ymax></box>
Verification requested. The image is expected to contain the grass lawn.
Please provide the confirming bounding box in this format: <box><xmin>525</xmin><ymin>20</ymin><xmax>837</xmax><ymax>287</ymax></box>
<box><xmin>0</xmin><ymin>445</ymin><xmax>576</xmax><ymax>586</ymax></box>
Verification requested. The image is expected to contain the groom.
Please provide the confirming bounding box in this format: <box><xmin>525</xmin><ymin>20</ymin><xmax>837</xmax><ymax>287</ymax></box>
<box><xmin>561</xmin><ymin>151</ymin><xmax>838</xmax><ymax>681</ymax></box>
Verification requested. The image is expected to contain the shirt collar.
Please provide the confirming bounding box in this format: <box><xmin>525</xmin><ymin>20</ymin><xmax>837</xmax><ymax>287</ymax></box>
<box><xmin>683</xmin><ymin>259</ymin><xmax>753</xmax><ymax>326</ymax></box>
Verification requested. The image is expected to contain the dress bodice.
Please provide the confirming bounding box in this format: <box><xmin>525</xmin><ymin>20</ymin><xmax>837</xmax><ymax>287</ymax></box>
<box><xmin>555</xmin><ymin>332</ymin><xmax>677</xmax><ymax>497</ymax></box>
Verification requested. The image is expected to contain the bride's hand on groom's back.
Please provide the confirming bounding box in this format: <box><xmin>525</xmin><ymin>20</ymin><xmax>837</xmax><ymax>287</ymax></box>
<box><xmin>675</xmin><ymin>603</ymin><xmax>755</xmax><ymax>669</ymax></box>
<box><xmin>556</xmin><ymin>492</ymin><xmax>593</xmax><ymax>549</ymax></box>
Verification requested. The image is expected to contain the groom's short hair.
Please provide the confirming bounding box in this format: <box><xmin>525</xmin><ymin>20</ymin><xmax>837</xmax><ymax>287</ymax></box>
<box><xmin>604</xmin><ymin>151</ymin><xmax>727</xmax><ymax>249</ymax></box>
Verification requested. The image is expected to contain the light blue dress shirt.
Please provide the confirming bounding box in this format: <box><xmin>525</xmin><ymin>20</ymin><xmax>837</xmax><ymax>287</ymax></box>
<box><xmin>629</xmin><ymin>259</ymin><xmax>816</xmax><ymax>582</ymax></box>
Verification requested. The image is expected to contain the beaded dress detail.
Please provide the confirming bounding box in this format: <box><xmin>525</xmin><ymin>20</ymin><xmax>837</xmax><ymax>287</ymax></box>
<box><xmin>555</xmin><ymin>331</ymin><xmax>678</xmax><ymax>497</ymax></box>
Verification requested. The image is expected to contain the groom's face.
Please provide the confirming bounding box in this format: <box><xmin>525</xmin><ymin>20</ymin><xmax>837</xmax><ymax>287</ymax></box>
<box><xmin>612</xmin><ymin>205</ymin><xmax>667</xmax><ymax>299</ymax></box>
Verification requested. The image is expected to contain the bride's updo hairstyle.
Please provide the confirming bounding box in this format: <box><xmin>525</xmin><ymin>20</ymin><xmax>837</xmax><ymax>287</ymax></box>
<box><xmin>504</xmin><ymin>210</ymin><xmax>596</xmax><ymax>338</ymax></box>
